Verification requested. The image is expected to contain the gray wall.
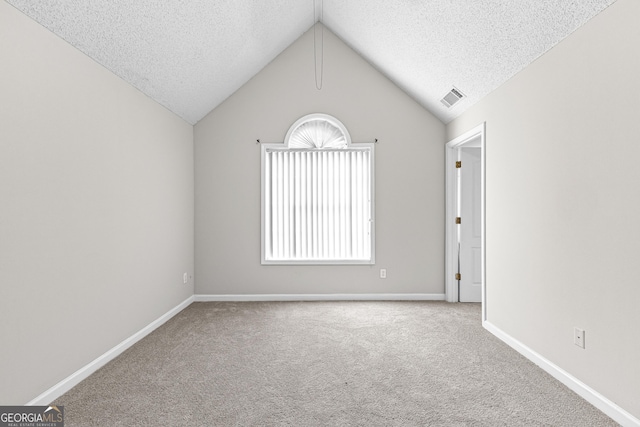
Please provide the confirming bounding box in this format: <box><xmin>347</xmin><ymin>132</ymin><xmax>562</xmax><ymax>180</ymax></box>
<box><xmin>447</xmin><ymin>0</ymin><xmax>640</xmax><ymax>419</ymax></box>
<box><xmin>195</xmin><ymin>27</ymin><xmax>445</xmax><ymax>296</ymax></box>
<box><xmin>0</xmin><ymin>3</ymin><xmax>194</xmax><ymax>404</ymax></box>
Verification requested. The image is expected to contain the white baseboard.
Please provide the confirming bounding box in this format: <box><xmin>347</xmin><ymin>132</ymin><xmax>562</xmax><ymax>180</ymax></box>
<box><xmin>26</xmin><ymin>296</ymin><xmax>195</xmax><ymax>406</ymax></box>
<box><xmin>483</xmin><ymin>321</ymin><xmax>640</xmax><ymax>427</ymax></box>
<box><xmin>195</xmin><ymin>293</ymin><xmax>445</xmax><ymax>302</ymax></box>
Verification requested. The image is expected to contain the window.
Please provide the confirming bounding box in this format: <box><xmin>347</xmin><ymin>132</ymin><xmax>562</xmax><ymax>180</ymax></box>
<box><xmin>261</xmin><ymin>114</ymin><xmax>374</xmax><ymax>265</ymax></box>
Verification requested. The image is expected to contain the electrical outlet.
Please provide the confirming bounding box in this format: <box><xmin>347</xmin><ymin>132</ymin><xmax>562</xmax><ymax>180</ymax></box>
<box><xmin>574</xmin><ymin>328</ymin><xmax>585</xmax><ymax>349</ymax></box>
<box><xmin>380</xmin><ymin>269</ymin><xmax>387</xmax><ymax>279</ymax></box>
<box><xmin>183</xmin><ymin>273</ymin><xmax>188</xmax><ymax>284</ymax></box>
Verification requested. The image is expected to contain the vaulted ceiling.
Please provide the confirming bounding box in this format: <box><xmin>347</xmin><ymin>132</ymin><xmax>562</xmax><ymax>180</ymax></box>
<box><xmin>6</xmin><ymin>0</ymin><xmax>616</xmax><ymax>125</ymax></box>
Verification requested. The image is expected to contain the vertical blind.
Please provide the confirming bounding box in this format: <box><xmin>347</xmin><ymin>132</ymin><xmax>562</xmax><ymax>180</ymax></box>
<box><xmin>263</xmin><ymin>147</ymin><xmax>372</xmax><ymax>262</ymax></box>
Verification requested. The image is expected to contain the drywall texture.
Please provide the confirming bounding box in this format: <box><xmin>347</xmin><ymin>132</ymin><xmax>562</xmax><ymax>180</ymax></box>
<box><xmin>447</xmin><ymin>0</ymin><xmax>639</xmax><ymax>419</ymax></box>
<box><xmin>0</xmin><ymin>3</ymin><xmax>194</xmax><ymax>404</ymax></box>
<box><xmin>195</xmin><ymin>26</ymin><xmax>445</xmax><ymax>296</ymax></box>
<box><xmin>6</xmin><ymin>0</ymin><xmax>615</xmax><ymax>124</ymax></box>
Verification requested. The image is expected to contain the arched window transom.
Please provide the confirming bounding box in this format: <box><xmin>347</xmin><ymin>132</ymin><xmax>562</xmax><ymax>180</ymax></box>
<box><xmin>285</xmin><ymin>113</ymin><xmax>351</xmax><ymax>149</ymax></box>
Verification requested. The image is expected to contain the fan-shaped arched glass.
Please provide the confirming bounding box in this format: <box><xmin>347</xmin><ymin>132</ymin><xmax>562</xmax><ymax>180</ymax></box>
<box><xmin>285</xmin><ymin>114</ymin><xmax>351</xmax><ymax>149</ymax></box>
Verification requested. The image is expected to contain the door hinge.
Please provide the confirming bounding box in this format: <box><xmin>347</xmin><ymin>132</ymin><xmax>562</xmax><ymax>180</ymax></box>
<box><xmin>455</xmin><ymin>217</ymin><xmax>461</xmax><ymax>224</ymax></box>
<box><xmin>455</xmin><ymin>273</ymin><xmax>461</xmax><ymax>280</ymax></box>
<box><xmin>455</xmin><ymin>161</ymin><xmax>462</xmax><ymax>168</ymax></box>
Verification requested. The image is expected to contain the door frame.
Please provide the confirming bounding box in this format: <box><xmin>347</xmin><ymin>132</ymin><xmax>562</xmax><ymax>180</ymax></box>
<box><xmin>445</xmin><ymin>123</ymin><xmax>486</xmax><ymax>320</ymax></box>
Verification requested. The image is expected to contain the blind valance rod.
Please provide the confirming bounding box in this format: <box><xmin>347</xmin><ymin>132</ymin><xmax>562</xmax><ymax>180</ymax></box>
<box><xmin>256</xmin><ymin>139</ymin><xmax>378</xmax><ymax>145</ymax></box>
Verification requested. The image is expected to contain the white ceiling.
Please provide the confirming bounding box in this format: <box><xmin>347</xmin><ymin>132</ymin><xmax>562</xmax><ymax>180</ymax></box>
<box><xmin>6</xmin><ymin>0</ymin><xmax>617</xmax><ymax>125</ymax></box>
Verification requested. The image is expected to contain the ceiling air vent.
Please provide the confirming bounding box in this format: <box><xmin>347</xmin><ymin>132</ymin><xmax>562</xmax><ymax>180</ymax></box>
<box><xmin>440</xmin><ymin>87</ymin><xmax>465</xmax><ymax>108</ymax></box>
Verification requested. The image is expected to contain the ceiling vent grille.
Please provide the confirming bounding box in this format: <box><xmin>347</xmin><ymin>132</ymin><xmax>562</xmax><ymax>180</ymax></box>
<box><xmin>440</xmin><ymin>87</ymin><xmax>465</xmax><ymax>108</ymax></box>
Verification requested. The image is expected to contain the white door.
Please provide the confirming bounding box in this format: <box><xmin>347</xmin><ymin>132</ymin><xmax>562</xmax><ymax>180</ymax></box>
<box><xmin>458</xmin><ymin>147</ymin><xmax>482</xmax><ymax>302</ymax></box>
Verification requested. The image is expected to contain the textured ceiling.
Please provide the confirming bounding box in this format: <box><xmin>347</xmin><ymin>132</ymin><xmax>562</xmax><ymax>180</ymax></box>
<box><xmin>6</xmin><ymin>0</ymin><xmax>617</xmax><ymax>124</ymax></box>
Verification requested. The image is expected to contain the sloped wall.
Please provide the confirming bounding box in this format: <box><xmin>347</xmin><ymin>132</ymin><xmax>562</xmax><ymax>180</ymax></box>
<box><xmin>0</xmin><ymin>3</ymin><xmax>194</xmax><ymax>404</ymax></box>
<box><xmin>447</xmin><ymin>0</ymin><xmax>640</xmax><ymax>419</ymax></box>
<box><xmin>195</xmin><ymin>26</ymin><xmax>445</xmax><ymax>296</ymax></box>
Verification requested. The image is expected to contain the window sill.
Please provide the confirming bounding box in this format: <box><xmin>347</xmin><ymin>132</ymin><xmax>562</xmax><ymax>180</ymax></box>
<box><xmin>261</xmin><ymin>259</ymin><xmax>375</xmax><ymax>266</ymax></box>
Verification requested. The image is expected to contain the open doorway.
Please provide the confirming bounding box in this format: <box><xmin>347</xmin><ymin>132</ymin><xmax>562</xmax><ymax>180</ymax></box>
<box><xmin>445</xmin><ymin>123</ymin><xmax>486</xmax><ymax>319</ymax></box>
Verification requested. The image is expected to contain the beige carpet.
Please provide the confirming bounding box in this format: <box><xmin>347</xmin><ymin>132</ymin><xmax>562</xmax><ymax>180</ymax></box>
<box><xmin>55</xmin><ymin>301</ymin><xmax>617</xmax><ymax>426</ymax></box>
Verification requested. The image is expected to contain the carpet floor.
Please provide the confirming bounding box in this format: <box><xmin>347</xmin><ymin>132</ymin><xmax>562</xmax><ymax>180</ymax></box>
<box><xmin>55</xmin><ymin>301</ymin><xmax>618</xmax><ymax>426</ymax></box>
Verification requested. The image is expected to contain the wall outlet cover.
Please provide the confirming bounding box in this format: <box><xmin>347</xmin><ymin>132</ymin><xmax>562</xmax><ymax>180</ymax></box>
<box><xmin>574</xmin><ymin>328</ymin><xmax>585</xmax><ymax>349</ymax></box>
